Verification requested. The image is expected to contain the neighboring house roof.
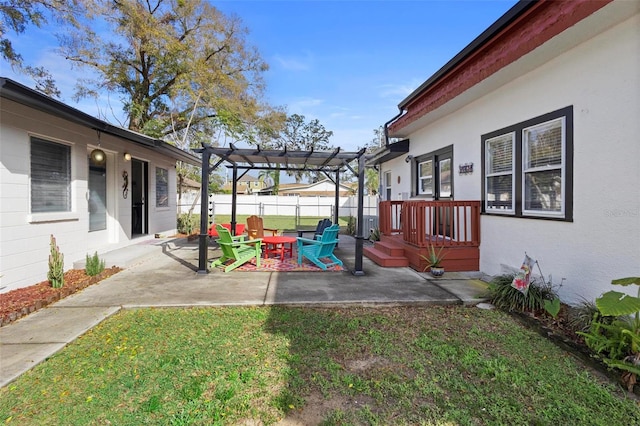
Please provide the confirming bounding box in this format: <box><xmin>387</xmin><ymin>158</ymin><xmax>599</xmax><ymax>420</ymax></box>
<box><xmin>236</xmin><ymin>173</ymin><xmax>260</xmax><ymax>182</ymax></box>
<box><xmin>179</xmin><ymin>177</ymin><xmax>201</xmax><ymax>190</ymax></box>
<box><xmin>388</xmin><ymin>0</ymin><xmax>616</xmax><ymax>136</ymax></box>
<box><xmin>0</xmin><ymin>77</ymin><xmax>201</xmax><ymax>166</ymax></box>
<box><xmin>222</xmin><ymin>173</ymin><xmax>265</xmax><ymax>192</ymax></box>
<box><xmin>261</xmin><ymin>179</ymin><xmax>356</xmax><ymax>195</ymax></box>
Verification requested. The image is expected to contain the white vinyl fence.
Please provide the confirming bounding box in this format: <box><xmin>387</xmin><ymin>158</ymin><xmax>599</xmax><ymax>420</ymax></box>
<box><xmin>177</xmin><ymin>193</ymin><xmax>379</xmax><ymax>236</ymax></box>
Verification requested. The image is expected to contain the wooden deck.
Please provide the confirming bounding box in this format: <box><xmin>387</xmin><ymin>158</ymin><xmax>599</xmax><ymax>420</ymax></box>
<box><xmin>364</xmin><ymin>200</ymin><xmax>480</xmax><ymax>272</ymax></box>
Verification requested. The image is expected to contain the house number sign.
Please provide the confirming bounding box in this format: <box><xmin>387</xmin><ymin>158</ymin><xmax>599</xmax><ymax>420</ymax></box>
<box><xmin>458</xmin><ymin>163</ymin><xmax>473</xmax><ymax>175</ymax></box>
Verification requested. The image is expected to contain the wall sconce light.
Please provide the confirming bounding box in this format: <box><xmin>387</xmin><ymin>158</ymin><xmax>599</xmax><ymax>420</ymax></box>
<box><xmin>405</xmin><ymin>155</ymin><xmax>413</xmax><ymax>163</ymax></box>
<box><xmin>123</xmin><ymin>152</ymin><xmax>132</xmax><ymax>161</ymax></box>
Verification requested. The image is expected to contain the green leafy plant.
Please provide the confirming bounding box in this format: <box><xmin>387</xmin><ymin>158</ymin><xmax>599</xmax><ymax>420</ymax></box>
<box><xmin>578</xmin><ymin>276</ymin><xmax>640</xmax><ymax>390</ymax></box>
<box><xmin>420</xmin><ymin>244</ymin><xmax>446</xmax><ymax>271</ymax></box>
<box><xmin>346</xmin><ymin>216</ymin><xmax>356</xmax><ymax>236</ymax></box>
<box><xmin>488</xmin><ymin>273</ymin><xmax>558</xmax><ymax>313</ymax></box>
<box><xmin>177</xmin><ymin>213</ymin><xmax>198</xmax><ymax>235</ymax></box>
<box><xmin>85</xmin><ymin>252</ymin><xmax>105</xmax><ymax>277</ymax></box>
<box><xmin>544</xmin><ymin>297</ymin><xmax>561</xmax><ymax>319</ymax></box>
<box><xmin>567</xmin><ymin>298</ymin><xmax>618</xmax><ymax>333</ymax></box>
<box><xmin>47</xmin><ymin>234</ymin><xmax>64</xmax><ymax>288</ymax></box>
<box><xmin>369</xmin><ymin>227</ymin><xmax>380</xmax><ymax>242</ymax></box>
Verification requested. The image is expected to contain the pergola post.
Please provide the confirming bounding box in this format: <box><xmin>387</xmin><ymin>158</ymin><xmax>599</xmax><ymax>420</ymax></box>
<box><xmin>353</xmin><ymin>153</ymin><xmax>365</xmax><ymax>275</ymax></box>
<box><xmin>196</xmin><ymin>145</ymin><xmax>368</xmax><ymax>277</ymax></box>
<box><xmin>231</xmin><ymin>165</ymin><xmax>238</xmax><ymax>235</ymax></box>
<box><xmin>197</xmin><ymin>148</ymin><xmax>211</xmax><ymax>274</ymax></box>
<box><xmin>334</xmin><ymin>169</ymin><xmax>340</xmax><ymax>225</ymax></box>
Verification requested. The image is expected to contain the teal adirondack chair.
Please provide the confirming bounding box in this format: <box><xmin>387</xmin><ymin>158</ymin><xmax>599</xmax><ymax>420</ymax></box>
<box><xmin>297</xmin><ymin>224</ymin><xmax>343</xmax><ymax>270</ymax></box>
<box><xmin>211</xmin><ymin>224</ymin><xmax>262</xmax><ymax>272</ymax></box>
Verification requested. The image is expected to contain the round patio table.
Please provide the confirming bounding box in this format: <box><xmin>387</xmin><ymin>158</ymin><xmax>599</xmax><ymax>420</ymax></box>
<box><xmin>262</xmin><ymin>236</ymin><xmax>296</xmax><ymax>261</ymax></box>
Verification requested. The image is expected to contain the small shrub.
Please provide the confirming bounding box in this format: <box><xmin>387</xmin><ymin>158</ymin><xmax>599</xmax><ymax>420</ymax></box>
<box><xmin>420</xmin><ymin>244</ymin><xmax>446</xmax><ymax>270</ymax></box>
<box><xmin>577</xmin><ymin>276</ymin><xmax>640</xmax><ymax>390</ymax></box>
<box><xmin>346</xmin><ymin>216</ymin><xmax>356</xmax><ymax>236</ymax></box>
<box><xmin>567</xmin><ymin>298</ymin><xmax>617</xmax><ymax>333</ymax></box>
<box><xmin>47</xmin><ymin>235</ymin><xmax>64</xmax><ymax>288</ymax></box>
<box><xmin>369</xmin><ymin>227</ymin><xmax>380</xmax><ymax>242</ymax></box>
<box><xmin>488</xmin><ymin>273</ymin><xmax>557</xmax><ymax>313</ymax></box>
<box><xmin>177</xmin><ymin>213</ymin><xmax>198</xmax><ymax>235</ymax></box>
<box><xmin>85</xmin><ymin>251</ymin><xmax>105</xmax><ymax>277</ymax></box>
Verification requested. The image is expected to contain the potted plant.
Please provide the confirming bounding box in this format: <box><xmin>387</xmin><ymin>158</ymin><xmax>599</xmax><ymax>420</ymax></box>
<box><xmin>421</xmin><ymin>244</ymin><xmax>446</xmax><ymax>277</ymax></box>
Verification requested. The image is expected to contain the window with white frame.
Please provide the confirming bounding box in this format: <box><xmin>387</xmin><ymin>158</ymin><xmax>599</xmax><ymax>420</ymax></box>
<box><xmin>482</xmin><ymin>106</ymin><xmax>573</xmax><ymax>221</ymax></box>
<box><xmin>439</xmin><ymin>158</ymin><xmax>452</xmax><ymax>198</ymax></box>
<box><xmin>485</xmin><ymin>133</ymin><xmax>514</xmax><ymax>212</ymax></box>
<box><xmin>156</xmin><ymin>167</ymin><xmax>169</xmax><ymax>207</ymax></box>
<box><xmin>384</xmin><ymin>171</ymin><xmax>392</xmax><ymax>200</ymax></box>
<box><xmin>418</xmin><ymin>160</ymin><xmax>433</xmax><ymax>195</ymax></box>
<box><xmin>523</xmin><ymin>119</ymin><xmax>564</xmax><ymax>214</ymax></box>
<box><xmin>410</xmin><ymin>145</ymin><xmax>453</xmax><ymax>199</ymax></box>
<box><xmin>31</xmin><ymin>138</ymin><xmax>71</xmax><ymax>213</ymax></box>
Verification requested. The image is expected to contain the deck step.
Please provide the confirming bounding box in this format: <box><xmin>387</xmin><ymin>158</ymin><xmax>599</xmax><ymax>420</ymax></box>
<box><xmin>372</xmin><ymin>240</ymin><xmax>405</xmax><ymax>257</ymax></box>
<box><xmin>364</xmin><ymin>246</ymin><xmax>409</xmax><ymax>267</ymax></box>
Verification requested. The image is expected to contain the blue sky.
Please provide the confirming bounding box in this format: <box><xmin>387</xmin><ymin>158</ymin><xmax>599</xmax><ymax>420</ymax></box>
<box><xmin>2</xmin><ymin>0</ymin><xmax>518</xmax><ymax>151</ymax></box>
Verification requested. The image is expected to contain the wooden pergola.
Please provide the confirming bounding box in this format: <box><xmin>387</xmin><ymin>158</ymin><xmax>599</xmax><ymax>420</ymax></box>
<box><xmin>195</xmin><ymin>143</ymin><xmax>369</xmax><ymax>275</ymax></box>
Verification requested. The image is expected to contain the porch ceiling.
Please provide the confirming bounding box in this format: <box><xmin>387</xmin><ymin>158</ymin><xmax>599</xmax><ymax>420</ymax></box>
<box><xmin>366</xmin><ymin>139</ymin><xmax>409</xmax><ymax>166</ymax></box>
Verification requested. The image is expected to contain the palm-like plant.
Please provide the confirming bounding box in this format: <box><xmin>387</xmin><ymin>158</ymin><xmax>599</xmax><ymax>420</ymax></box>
<box><xmin>420</xmin><ymin>244</ymin><xmax>446</xmax><ymax>271</ymax></box>
<box><xmin>579</xmin><ymin>276</ymin><xmax>640</xmax><ymax>391</ymax></box>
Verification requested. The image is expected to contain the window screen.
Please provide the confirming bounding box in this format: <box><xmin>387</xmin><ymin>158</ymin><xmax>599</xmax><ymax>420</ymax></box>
<box><xmin>31</xmin><ymin>138</ymin><xmax>71</xmax><ymax>213</ymax></box>
<box><xmin>156</xmin><ymin>167</ymin><xmax>169</xmax><ymax>207</ymax></box>
<box><xmin>485</xmin><ymin>133</ymin><xmax>514</xmax><ymax>211</ymax></box>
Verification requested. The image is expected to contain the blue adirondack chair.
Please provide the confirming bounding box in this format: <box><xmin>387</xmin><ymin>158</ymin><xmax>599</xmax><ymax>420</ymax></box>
<box><xmin>211</xmin><ymin>224</ymin><xmax>262</xmax><ymax>272</ymax></box>
<box><xmin>297</xmin><ymin>224</ymin><xmax>343</xmax><ymax>270</ymax></box>
<box><xmin>297</xmin><ymin>218</ymin><xmax>332</xmax><ymax>240</ymax></box>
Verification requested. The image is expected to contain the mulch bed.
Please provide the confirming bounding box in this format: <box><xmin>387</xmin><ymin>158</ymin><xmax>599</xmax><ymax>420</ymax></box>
<box><xmin>0</xmin><ymin>267</ymin><xmax>121</xmax><ymax>327</ymax></box>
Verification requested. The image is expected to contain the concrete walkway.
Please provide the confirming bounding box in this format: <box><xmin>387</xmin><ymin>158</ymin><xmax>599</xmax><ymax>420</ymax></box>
<box><xmin>0</xmin><ymin>235</ymin><xmax>489</xmax><ymax>388</ymax></box>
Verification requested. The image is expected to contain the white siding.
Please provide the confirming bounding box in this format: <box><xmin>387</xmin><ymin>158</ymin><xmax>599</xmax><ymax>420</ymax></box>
<box><xmin>0</xmin><ymin>99</ymin><xmax>181</xmax><ymax>293</ymax></box>
<box><xmin>395</xmin><ymin>11</ymin><xmax>640</xmax><ymax>303</ymax></box>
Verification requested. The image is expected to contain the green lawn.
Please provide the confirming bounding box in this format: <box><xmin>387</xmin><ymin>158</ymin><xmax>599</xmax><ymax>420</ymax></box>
<box><xmin>213</xmin><ymin>215</ymin><xmax>350</xmax><ymax>232</ymax></box>
<box><xmin>1</xmin><ymin>306</ymin><xmax>638</xmax><ymax>425</ymax></box>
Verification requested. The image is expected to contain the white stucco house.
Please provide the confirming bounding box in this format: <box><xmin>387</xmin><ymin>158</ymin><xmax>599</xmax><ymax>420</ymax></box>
<box><xmin>261</xmin><ymin>179</ymin><xmax>357</xmax><ymax>197</ymax></box>
<box><xmin>367</xmin><ymin>0</ymin><xmax>639</xmax><ymax>304</ymax></box>
<box><xmin>0</xmin><ymin>78</ymin><xmax>200</xmax><ymax>293</ymax></box>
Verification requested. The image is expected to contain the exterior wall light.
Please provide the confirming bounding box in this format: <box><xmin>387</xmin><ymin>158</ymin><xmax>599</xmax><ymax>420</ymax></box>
<box><xmin>90</xmin><ymin>130</ymin><xmax>106</xmax><ymax>165</ymax></box>
<box><xmin>405</xmin><ymin>155</ymin><xmax>413</xmax><ymax>163</ymax></box>
<box><xmin>90</xmin><ymin>148</ymin><xmax>106</xmax><ymax>164</ymax></box>
<box><xmin>124</xmin><ymin>152</ymin><xmax>132</xmax><ymax>161</ymax></box>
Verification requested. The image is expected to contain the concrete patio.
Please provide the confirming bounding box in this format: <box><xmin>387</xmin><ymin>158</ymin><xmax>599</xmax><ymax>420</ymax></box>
<box><xmin>0</xmin><ymin>234</ymin><xmax>490</xmax><ymax>388</ymax></box>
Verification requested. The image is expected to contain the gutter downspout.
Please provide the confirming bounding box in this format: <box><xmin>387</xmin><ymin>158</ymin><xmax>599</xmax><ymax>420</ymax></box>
<box><xmin>383</xmin><ymin>107</ymin><xmax>405</xmax><ymax>147</ymax></box>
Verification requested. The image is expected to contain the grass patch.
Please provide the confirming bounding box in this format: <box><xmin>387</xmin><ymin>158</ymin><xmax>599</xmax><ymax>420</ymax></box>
<box><xmin>1</xmin><ymin>306</ymin><xmax>638</xmax><ymax>425</ymax></box>
<box><xmin>213</xmin><ymin>215</ymin><xmax>349</xmax><ymax>232</ymax></box>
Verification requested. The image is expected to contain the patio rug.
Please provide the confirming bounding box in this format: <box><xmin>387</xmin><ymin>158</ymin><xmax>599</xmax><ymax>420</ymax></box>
<box><xmin>216</xmin><ymin>257</ymin><xmax>343</xmax><ymax>272</ymax></box>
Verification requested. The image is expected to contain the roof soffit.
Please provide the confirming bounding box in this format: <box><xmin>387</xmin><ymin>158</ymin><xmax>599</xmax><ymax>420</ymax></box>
<box><xmin>0</xmin><ymin>78</ymin><xmax>201</xmax><ymax>166</ymax></box>
<box><xmin>389</xmin><ymin>0</ymin><xmax>623</xmax><ymax>136</ymax></box>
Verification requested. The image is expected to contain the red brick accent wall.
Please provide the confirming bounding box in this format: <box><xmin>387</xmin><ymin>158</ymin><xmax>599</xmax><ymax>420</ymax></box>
<box><xmin>390</xmin><ymin>0</ymin><xmax>612</xmax><ymax>133</ymax></box>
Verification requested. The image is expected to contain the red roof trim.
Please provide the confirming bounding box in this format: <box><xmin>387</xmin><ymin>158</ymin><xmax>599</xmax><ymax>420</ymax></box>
<box><xmin>390</xmin><ymin>0</ymin><xmax>612</xmax><ymax>134</ymax></box>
